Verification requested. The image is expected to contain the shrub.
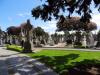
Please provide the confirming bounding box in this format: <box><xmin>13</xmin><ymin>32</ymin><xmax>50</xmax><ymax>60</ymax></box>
<box><xmin>7</xmin><ymin>44</ymin><xmax>23</xmax><ymax>52</ymax></box>
<box><xmin>74</xmin><ymin>42</ymin><xmax>82</xmax><ymax>46</ymax></box>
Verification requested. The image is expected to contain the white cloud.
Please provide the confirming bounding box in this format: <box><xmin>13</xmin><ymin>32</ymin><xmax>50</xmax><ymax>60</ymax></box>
<box><xmin>41</xmin><ymin>20</ymin><xmax>57</xmax><ymax>34</ymax></box>
<box><xmin>17</xmin><ymin>12</ymin><xmax>31</xmax><ymax>17</ymax></box>
<box><xmin>91</xmin><ymin>8</ymin><xmax>100</xmax><ymax>29</ymax></box>
<box><xmin>90</xmin><ymin>9</ymin><xmax>100</xmax><ymax>34</ymax></box>
<box><xmin>17</xmin><ymin>13</ymin><xmax>25</xmax><ymax>17</ymax></box>
<box><xmin>91</xmin><ymin>13</ymin><xmax>100</xmax><ymax>30</ymax></box>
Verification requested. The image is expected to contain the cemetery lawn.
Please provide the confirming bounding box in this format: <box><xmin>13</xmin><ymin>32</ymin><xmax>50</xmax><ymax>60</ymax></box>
<box><xmin>6</xmin><ymin>45</ymin><xmax>100</xmax><ymax>74</ymax></box>
<box><xmin>28</xmin><ymin>50</ymin><xmax>100</xmax><ymax>74</ymax></box>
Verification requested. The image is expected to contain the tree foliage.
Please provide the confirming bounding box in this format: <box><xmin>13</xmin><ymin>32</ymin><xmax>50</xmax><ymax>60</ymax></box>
<box><xmin>7</xmin><ymin>26</ymin><xmax>21</xmax><ymax>35</ymax></box>
<box><xmin>33</xmin><ymin>27</ymin><xmax>49</xmax><ymax>44</ymax></box>
<box><xmin>32</xmin><ymin>0</ymin><xmax>100</xmax><ymax>22</ymax></box>
<box><xmin>33</xmin><ymin>27</ymin><xmax>45</xmax><ymax>37</ymax></box>
<box><xmin>57</xmin><ymin>17</ymin><xmax>97</xmax><ymax>31</ymax></box>
<box><xmin>51</xmin><ymin>33</ymin><xmax>63</xmax><ymax>44</ymax></box>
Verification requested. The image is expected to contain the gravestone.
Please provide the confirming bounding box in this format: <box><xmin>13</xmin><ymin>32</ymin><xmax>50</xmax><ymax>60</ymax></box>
<box><xmin>82</xmin><ymin>35</ymin><xmax>87</xmax><ymax>47</ymax></box>
<box><xmin>87</xmin><ymin>32</ymin><xmax>94</xmax><ymax>48</ymax></box>
<box><xmin>22</xmin><ymin>19</ymin><xmax>33</xmax><ymax>53</ymax></box>
<box><xmin>48</xmin><ymin>36</ymin><xmax>54</xmax><ymax>46</ymax></box>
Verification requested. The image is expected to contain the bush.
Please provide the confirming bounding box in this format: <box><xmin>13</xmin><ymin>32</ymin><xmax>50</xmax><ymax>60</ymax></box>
<box><xmin>6</xmin><ymin>44</ymin><xmax>23</xmax><ymax>52</ymax></box>
<box><xmin>74</xmin><ymin>42</ymin><xmax>82</xmax><ymax>46</ymax></box>
<box><xmin>66</xmin><ymin>39</ymin><xmax>72</xmax><ymax>45</ymax></box>
<box><xmin>74</xmin><ymin>45</ymin><xmax>87</xmax><ymax>48</ymax></box>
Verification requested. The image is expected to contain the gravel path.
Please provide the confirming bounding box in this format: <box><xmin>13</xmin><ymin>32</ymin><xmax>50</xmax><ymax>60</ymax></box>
<box><xmin>0</xmin><ymin>47</ymin><xmax>58</xmax><ymax>75</ymax></box>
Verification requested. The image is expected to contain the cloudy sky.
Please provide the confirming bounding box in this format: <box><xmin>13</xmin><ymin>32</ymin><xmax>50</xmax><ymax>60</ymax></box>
<box><xmin>0</xmin><ymin>0</ymin><xmax>100</xmax><ymax>34</ymax></box>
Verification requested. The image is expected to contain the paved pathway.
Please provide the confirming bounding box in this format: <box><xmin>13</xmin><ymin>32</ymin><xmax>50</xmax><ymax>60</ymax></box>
<box><xmin>35</xmin><ymin>47</ymin><xmax>100</xmax><ymax>52</ymax></box>
<box><xmin>0</xmin><ymin>47</ymin><xmax>58</xmax><ymax>75</ymax></box>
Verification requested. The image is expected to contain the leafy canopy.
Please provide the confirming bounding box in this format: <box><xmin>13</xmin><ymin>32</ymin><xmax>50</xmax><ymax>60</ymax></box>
<box><xmin>32</xmin><ymin>0</ymin><xmax>100</xmax><ymax>22</ymax></box>
<box><xmin>57</xmin><ymin>17</ymin><xmax>97</xmax><ymax>31</ymax></box>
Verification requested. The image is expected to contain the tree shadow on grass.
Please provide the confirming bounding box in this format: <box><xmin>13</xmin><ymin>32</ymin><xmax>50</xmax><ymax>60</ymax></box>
<box><xmin>68</xmin><ymin>59</ymin><xmax>100</xmax><ymax>75</ymax></box>
<box><xmin>33</xmin><ymin>53</ymin><xmax>80</xmax><ymax>74</ymax></box>
<box><xmin>33</xmin><ymin>54</ymin><xmax>100</xmax><ymax>75</ymax></box>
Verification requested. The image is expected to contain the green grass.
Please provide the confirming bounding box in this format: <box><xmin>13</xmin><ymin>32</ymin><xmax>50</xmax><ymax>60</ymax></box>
<box><xmin>6</xmin><ymin>46</ymin><xmax>100</xmax><ymax>74</ymax></box>
<box><xmin>27</xmin><ymin>50</ymin><xmax>100</xmax><ymax>73</ymax></box>
<box><xmin>6</xmin><ymin>44</ymin><xmax>23</xmax><ymax>52</ymax></box>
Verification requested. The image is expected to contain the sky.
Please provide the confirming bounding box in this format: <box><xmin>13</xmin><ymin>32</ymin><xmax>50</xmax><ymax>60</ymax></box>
<box><xmin>0</xmin><ymin>0</ymin><xmax>100</xmax><ymax>34</ymax></box>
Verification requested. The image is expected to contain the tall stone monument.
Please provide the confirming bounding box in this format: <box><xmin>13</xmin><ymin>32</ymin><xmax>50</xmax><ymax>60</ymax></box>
<box><xmin>22</xmin><ymin>19</ymin><xmax>33</xmax><ymax>53</ymax></box>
